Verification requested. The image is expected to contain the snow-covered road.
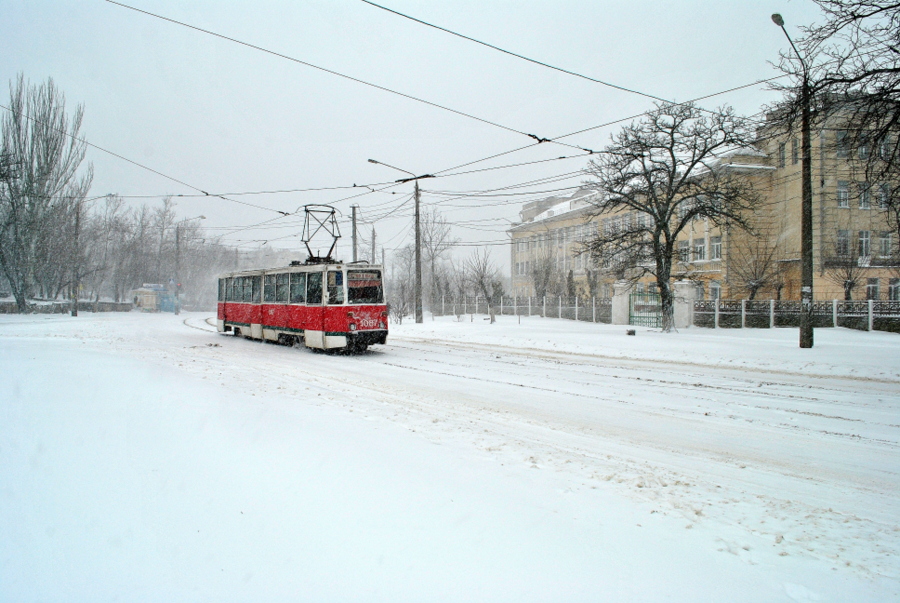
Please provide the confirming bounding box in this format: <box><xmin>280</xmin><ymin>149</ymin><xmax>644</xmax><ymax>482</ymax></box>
<box><xmin>2</xmin><ymin>312</ymin><xmax>898</xmax><ymax>601</ymax></box>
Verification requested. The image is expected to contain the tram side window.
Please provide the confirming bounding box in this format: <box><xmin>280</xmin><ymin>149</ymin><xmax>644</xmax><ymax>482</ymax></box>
<box><xmin>264</xmin><ymin>275</ymin><xmax>276</xmax><ymax>302</ymax></box>
<box><xmin>251</xmin><ymin>276</ymin><xmax>262</xmax><ymax>303</ymax></box>
<box><xmin>327</xmin><ymin>271</ymin><xmax>344</xmax><ymax>304</ymax></box>
<box><xmin>275</xmin><ymin>273</ymin><xmax>289</xmax><ymax>302</ymax></box>
<box><xmin>218</xmin><ymin>279</ymin><xmax>225</xmax><ymax>302</ymax></box>
<box><xmin>307</xmin><ymin>272</ymin><xmax>323</xmax><ymax>304</ymax></box>
<box><xmin>290</xmin><ymin>273</ymin><xmax>306</xmax><ymax>303</ymax></box>
<box><xmin>348</xmin><ymin>270</ymin><xmax>383</xmax><ymax>304</ymax></box>
<box><xmin>230</xmin><ymin>277</ymin><xmax>240</xmax><ymax>302</ymax></box>
<box><xmin>244</xmin><ymin>277</ymin><xmax>253</xmax><ymax>302</ymax></box>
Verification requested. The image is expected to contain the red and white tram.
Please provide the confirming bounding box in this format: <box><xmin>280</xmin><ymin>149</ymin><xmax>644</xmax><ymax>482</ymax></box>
<box><xmin>217</xmin><ymin>260</ymin><xmax>388</xmax><ymax>353</ymax></box>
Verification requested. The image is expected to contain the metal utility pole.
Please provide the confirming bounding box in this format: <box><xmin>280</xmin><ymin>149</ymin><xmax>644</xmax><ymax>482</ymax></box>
<box><xmin>351</xmin><ymin>205</ymin><xmax>358</xmax><ymax>262</ymax></box>
<box><xmin>773</xmin><ymin>13</ymin><xmax>814</xmax><ymax>348</ymax></box>
<box><xmin>371</xmin><ymin>226</ymin><xmax>376</xmax><ymax>265</ymax></box>
<box><xmin>175</xmin><ymin>224</ymin><xmax>181</xmax><ymax>315</ymax></box>
<box><xmin>71</xmin><ymin>201</ymin><xmax>80</xmax><ymax>317</ymax></box>
<box><xmin>414</xmin><ymin>180</ymin><xmax>423</xmax><ymax>323</ymax></box>
<box><xmin>367</xmin><ymin>158</ymin><xmax>434</xmax><ymax>324</ymax></box>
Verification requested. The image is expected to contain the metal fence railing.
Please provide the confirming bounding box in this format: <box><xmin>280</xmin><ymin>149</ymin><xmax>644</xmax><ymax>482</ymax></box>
<box><xmin>432</xmin><ymin>296</ymin><xmax>612</xmax><ymax>323</ymax></box>
<box><xmin>693</xmin><ymin>299</ymin><xmax>900</xmax><ymax>333</ymax></box>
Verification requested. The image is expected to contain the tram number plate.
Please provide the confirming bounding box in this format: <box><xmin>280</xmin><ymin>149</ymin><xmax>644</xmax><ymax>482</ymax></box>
<box><xmin>359</xmin><ymin>318</ymin><xmax>379</xmax><ymax>329</ymax></box>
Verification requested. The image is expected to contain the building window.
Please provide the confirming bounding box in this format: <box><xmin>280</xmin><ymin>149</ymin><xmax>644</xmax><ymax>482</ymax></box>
<box><xmin>836</xmin><ymin>230</ymin><xmax>850</xmax><ymax>256</ymax></box>
<box><xmin>648</xmin><ymin>282</ymin><xmax>658</xmax><ymax>294</ymax></box>
<box><xmin>837</xmin><ymin>181</ymin><xmax>850</xmax><ymax>207</ymax></box>
<box><xmin>859</xmin><ymin>230</ymin><xmax>871</xmax><ymax>257</ymax></box>
<box><xmin>866</xmin><ymin>278</ymin><xmax>880</xmax><ymax>300</ymax></box>
<box><xmin>836</xmin><ymin>130</ymin><xmax>849</xmax><ymax>158</ymax></box>
<box><xmin>859</xmin><ymin>139</ymin><xmax>869</xmax><ymax>160</ymax></box>
<box><xmin>678</xmin><ymin>240</ymin><xmax>690</xmax><ymax>262</ymax></box>
<box><xmin>889</xmin><ymin>278</ymin><xmax>900</xmax><ymax>301</ymax></box>
<box><xmin>693</xmin><ymin>238</ymin><xmax>706</xmax><ymax>261</ymax></box>
<box><xmin>791</xmin><ymin>138</ymin><xmax>799</xmax><ymax>164</ymax></box>
<box><xmin>880</xmin><ymin>183</ymin><xmax>892</xmax><ymax>210</ymax></box>
<box><xmin>859</xmin><ymin>183</ymin><xmax>871</xmax><ymax>209</ymax></box>
<box><xmin>710</xmin><ymin>236</ymin><xmax>722</xmax><ymax>260</ymax></box>
<box><xmin>778</xmin><ymin>142</ymin><xmax>786</xmax><ymax>167</ymax></box>
<box><xmin>710</xmin><ymin>281</ymin><xmax>721</xmax><ymax>300</ymax></box>
<box><xmin>879</xmin><ymin>135</ymin><xmax>893</xmax><ymax>160</ymax></box>
<box><xmin>879</xmin><ymin>232</ymin><xmax>893</xmax><ymax>258</ymax></box>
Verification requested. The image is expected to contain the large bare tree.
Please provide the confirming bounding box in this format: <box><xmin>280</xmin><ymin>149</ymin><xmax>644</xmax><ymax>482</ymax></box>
<box><xmin>0</xmin><ymin>75</ymin><xmax>92</xmax><ymax>312</ymax></box>
<box><xmin>584</xmin><ymin>102</ymin><xmax>760</xmax><ymax>331</ymax></box>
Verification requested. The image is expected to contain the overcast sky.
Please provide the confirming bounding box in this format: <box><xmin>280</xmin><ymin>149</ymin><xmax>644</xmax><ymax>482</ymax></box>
<box><xmin>2</xmin><ymin>0</ymin><xmax>824</xmax><ymax>269</ymax></box>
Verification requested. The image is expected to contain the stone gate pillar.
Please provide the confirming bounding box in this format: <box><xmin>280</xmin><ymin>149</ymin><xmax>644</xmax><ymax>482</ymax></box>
<box><xmin>673</xmin><ymin>280</ymin><xmax>697</xmax><ymax>329</ymax></box>
<box><xmin>611</xmin><ymin>280</ymin><xmax>633</xmax><ymax>325</ymax></box>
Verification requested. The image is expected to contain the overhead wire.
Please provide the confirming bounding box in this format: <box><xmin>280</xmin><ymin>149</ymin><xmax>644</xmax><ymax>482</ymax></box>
<box><xmin>360</xmin><ymin>0</ymin><xmax>776</xmax><ymax>127</ymax></box>
<box><xmin>104</xmin><ymin>0</ymin><xmax>592</xmax><ymax>153</ymax></box>
<box><xmin>0</xmin><ymin>102</ymin><xmax>294</xmax><ymax>217</ymax></box>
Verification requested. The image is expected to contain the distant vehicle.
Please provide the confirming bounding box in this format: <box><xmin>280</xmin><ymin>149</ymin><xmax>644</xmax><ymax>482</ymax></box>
<box><xmin>131</xmin><ymin>284</ymin><xmax>177</xmax><ymax>313</ymax></box>
<box><xmin>217</xmin><ymin>260</ymin><xmax>388</xmax><ymax>353</ymax></box>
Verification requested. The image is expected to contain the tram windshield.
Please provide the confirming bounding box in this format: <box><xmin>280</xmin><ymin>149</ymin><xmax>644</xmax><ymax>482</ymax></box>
<box><xmin>347</xmin><ymin>270</ymin><xmax>383</xmax><ymax>304</ymax></box>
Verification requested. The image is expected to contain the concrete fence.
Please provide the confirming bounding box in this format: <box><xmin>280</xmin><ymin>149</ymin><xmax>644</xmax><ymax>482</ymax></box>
<box><xmin>0</xmin><ymin>300</ymin><xmax>133</xmax><ymax>314</ymax></box>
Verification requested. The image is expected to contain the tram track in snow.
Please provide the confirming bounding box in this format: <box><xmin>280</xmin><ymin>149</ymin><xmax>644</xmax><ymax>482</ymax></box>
<box><xmin>390</xmin><ymin>335</ymin><xmax>900</xmax><ymax>388</ymax></box>
<box><xmin>177</xmin><ymin>327</ymin><xmax>899</xmax><ymax>574</ymax></box>
<box><xmin>383</xmin><ymin>339</ymin><xmax>899</xmax><ymax>433</ymax></box>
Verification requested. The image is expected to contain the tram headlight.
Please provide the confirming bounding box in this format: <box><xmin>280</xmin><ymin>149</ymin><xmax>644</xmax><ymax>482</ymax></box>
<box><xmin>349</xmin><ymin>323</ymin><xmax>357</xmax><ymax>331</ymax></box>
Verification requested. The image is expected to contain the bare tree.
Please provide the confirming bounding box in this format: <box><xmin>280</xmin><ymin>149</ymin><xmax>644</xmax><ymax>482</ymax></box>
<box><xmin>388</xmin><ymin>243</ymin><xmax>415</xmax><ymax>323</ymax></box>
<box><xmin>584</xmin><ymin>102</ymin><xmax>760</xmax><ymax>331</ymax></box>
<box><xmin>529</xmin><ymin>242</ymin><xmax>557</xmax><ymax>303</ymax></box>
<box><xmin>466</xmin><ymin>248</ymin><xmax>499</xmax><ymax>323</ymax></box>
<box><xmin>420</xmin><ymin>207</ymin><xmax>457</xmax><ymax>311</ymax></box>
<box><xmin>824</xmin><ymin>225</ymin><xmax>870</xmax><ymax>299</ymax></box>
<box><xmin>0</xmin><ymin>75</ymin><xmax>92</xmax><ymax>312</ymax></box>
<box><xmin>727</xmin><ymin>228</ymin><xmax>785</xmax><ymax>300</ymax></box>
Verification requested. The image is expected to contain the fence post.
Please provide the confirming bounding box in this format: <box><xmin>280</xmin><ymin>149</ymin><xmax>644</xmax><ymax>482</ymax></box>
<box><xmin>770</xmin><ymin>299</ymin><xmax>775</xmax><ymax>328</ymax></box>
<box><xmin>528</xmin><ymin>296</ymin><xmax>532</xmax><ymax>317</ymax></box>
<box><xmin>543</xmin><ymin>296</ymin><xmax>546</xmax><ymax>318</ymax></box>
<box><xmin>714</xmin><ymin>298</ymin><xmax>720</xmax><ymax>329</ymax></box>
<box><xmin>442</xmin><ymin>295</ymin><xmax>445</xmax><ymax>316</ymax></box>
<box><xmin>559</xmin><ymin>295</ymin><xmax>562</xmax><ymax>319</ymax></box>
<box><xmin>514</xmin><ymin>295</ymin><xmax>518</xmax><ymax>317</ymax></box>
<box><xmin>575</xmin><ymin>296</ymin><xmax>579</xmax><ymax>321</ymax></box>
<box><xmin>741</xmin><ymin>299</ymin><xmax>746</xmax><ymax>328</ymax></box>
<box><xmin>592</xmin><ymin>296</ymin><xmax>596</xmax><ymax>323</ymax></box>
<box><xmin>832</xmin><ymin>299</ymin><xmax>838</xmax><ymax>328</ymax></box>
<box><xmin>868</xmin><ymin>299</ymin><xmax>874</xmax><ymax>331</ymax></box>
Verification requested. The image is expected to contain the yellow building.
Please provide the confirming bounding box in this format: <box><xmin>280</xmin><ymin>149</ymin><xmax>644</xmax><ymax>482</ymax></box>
<box><xmin>509</xmin><ymin>114</ymin><xmax>898</xmax><ymax>301</ymax></box>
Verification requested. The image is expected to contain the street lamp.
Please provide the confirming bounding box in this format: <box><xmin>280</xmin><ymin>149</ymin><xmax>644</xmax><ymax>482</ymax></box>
<box><xmin>174</xmin><ymin>215</ymin><xmax>206</xmax><ymax>315</ymax></box>
<box><xmin>772</xmin><ymin>13</ymin><xmax>814</xmax><ymax>348</ymax></box>
<box><xmin>367</xmin><ymin>159</ymin><xmax>434</xmax><ymax>324</ymax></box>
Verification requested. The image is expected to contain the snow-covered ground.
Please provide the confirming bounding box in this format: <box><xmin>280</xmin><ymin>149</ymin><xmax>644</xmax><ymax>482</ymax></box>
<box><xmin>1</xmin><ymin>312</ymin><xmax>898</xmax><ymax>601</ymax></box>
